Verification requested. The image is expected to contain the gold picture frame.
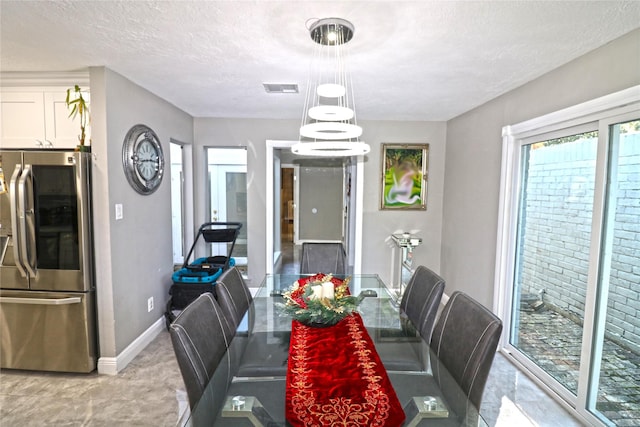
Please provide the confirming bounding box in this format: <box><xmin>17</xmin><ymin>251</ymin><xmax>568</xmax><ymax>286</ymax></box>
<box><xmin>380</xmin><ymin>144</ymin><xmax>428</xmax><ymax>210</ymax></box>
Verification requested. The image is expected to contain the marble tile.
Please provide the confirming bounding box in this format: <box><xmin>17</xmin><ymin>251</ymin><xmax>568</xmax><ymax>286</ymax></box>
<box><xmin>0</xmin><ymin>332</ymin><xmax>186</xmax><ymax>426</ymax></box>
<box><xmin>482</xmin><ymin>353</ymin><xmax>585</xmax><ymax>426</ymax></box>
<box><xmin>1</xmin><ymin>281</ymin><xmax>587</xmax><ymax>426</ymax></box>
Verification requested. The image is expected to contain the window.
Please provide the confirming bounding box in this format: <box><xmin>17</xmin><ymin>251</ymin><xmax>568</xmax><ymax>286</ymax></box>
<box><xmin>497</xmin><ymin>86</ymin><xmax>640</xmax><ymax>426</ymax></box>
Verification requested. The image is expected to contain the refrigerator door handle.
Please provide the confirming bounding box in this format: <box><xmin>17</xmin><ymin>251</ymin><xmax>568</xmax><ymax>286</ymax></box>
<box><xmin>0</xmin><ymin>296</ymin><xmax>82</xmax><ymax>305</ymax></box>
<box><xmin>17</xmin><ymin>164</ymin><xmax>37</xmax><ymax>278</ymax></box>
<box><xmin>9</xmin><ymin>164</ymin><xmax>27</xmax><ymax>278</ymax></box>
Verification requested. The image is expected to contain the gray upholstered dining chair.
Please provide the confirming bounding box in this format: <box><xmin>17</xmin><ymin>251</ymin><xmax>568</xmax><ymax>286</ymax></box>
<box><xmin>216</xmin><ymin>267</ymin><xmax>290</xmax><ymax>377</ymax></box>
<box><xmin>430</xmin><ymin>291</ymin><xmax>503</xmax><ymax>415</ymax></box>
<box><xmin>389</xmin><ymin>291</ymin><xmax>502</xmax><ymax>424</ymax></box>
<box><xmin>400</xmin><ymin>265</ymin><xmax>446</xmax><ymax>344</ymax></box>
<box><xmin>214</xmin><ymin>267</ymin><xmax>256</xmax><ymax>375</ymax></box>
<box><xmin>372</xmin><ymin>266</ymin><xmax>444</xmax><ymax>372</ymax></box>
<box><xmin>169</xmin><ymin>292</ymin><xmax>235</xmax><ymax>409</ymax></box>
<box><xmin>215</xmin><ymin>266</ymin><xmax>253</xmax><ymax>328</ymax></box>
<box><xmin>300</xmin><ymin>242</ymin><xmax>347</xmax><ymax>275</ymax></box>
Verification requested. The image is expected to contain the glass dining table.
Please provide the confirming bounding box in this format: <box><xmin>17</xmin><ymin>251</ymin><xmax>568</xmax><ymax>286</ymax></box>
<box><xmin>187</xmin><ymin>274</ymin><xmax>487</xmax><ymax>427</ymax></box>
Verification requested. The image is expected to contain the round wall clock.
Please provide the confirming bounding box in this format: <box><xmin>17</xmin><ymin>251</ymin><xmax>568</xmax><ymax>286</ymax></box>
<box><xmin>122</xmin><ymin>124</ymin><xmax>165</xmax><ymax>195</ymax></box>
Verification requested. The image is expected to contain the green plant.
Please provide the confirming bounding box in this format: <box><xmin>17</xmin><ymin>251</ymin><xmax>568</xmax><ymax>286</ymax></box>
<box><xmin>65</xmin><ymin>85</ymin><xmax>90</xmax><ymax>146</ymax></box>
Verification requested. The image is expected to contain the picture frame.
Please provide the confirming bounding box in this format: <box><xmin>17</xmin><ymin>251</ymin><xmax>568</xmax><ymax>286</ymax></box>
<box><xmin>380</xmin><ymin>144</ymin><xmax>428</xmax><ymax>210</ymax></box>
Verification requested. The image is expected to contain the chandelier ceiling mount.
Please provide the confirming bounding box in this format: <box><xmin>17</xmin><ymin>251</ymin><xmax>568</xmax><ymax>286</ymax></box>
<box><xmin>292</xmin><ymin>17</ymin><xmax>370</xmax><ymax>157</ymax></box>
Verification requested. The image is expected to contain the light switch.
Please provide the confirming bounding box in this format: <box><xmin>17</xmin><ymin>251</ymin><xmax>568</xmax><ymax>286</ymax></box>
<box><xmin>115</xmin><ymin>203</ymin><xmax>123</xmax><ymax>220</ymax></box>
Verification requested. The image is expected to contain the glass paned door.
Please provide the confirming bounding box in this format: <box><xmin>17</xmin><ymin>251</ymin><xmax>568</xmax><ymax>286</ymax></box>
<box><xmin>588</xmin><ymin>119</ymin><xmax>640</xmax><ymax>424</ymax></box>
<box><xmin>207</xmin><ymin>148</ymin><xmax>247</xmax><ymax>272</ymax></box>
<box><xmin>511</xmin><ymin>130</ymin><xmax>598</xmax><ymax>395</ymax></box>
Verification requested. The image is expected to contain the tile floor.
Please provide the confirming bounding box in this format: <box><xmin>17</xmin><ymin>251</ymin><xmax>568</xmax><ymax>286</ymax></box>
<box><xmin>0</xmin><ymin>242</ymin><xmax>586</xmax><ymax>426</ymax></box>
<box><xmin>0</xmin><ymin>330</ymin><xmax>583</xmax><ymax>426</ymax></box>
<box><xmin>483</xmin><ymin>353</ymin><xmax>584</xmax><ymax>426</ymax></box>
<box><xmin>0</xmin><ymin>331</ymin><xmax>186</xmax><ymax>426</ymax></box>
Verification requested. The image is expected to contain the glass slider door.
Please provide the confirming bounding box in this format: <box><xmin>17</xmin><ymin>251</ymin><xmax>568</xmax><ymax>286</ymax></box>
<box><xmin>510</xmin><ymin>128</ymin><xmax>597</xmax><ymax>396</ymax></box>
<box><xmin>585</xmin><ymin>118</ymin><xmax>639</xmax><ymax>425</ymax></box>
<box><xmin>499</xmin><ymin>95</ymin><xmax>639</xmax><ymax>427</ymax></box>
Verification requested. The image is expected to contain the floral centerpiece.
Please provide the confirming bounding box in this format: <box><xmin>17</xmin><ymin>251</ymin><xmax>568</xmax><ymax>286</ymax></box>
<box><xmin>276</xmin><ymin>273</ymin><xmax>362</xmax><ymax>326</ymax></box>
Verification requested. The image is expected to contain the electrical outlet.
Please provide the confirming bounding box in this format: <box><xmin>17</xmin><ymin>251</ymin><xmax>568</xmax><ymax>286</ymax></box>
<box><xmin>147</xmin><ymin>297</ymin><xmax>154</xmax><ymax>312</ymax></box>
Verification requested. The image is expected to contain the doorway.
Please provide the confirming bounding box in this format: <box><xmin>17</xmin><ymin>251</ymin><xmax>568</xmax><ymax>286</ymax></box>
<box><xmin>206</xmin><ymin>147</ymin><xmax>248</xmax><ymax>274</ymax></box>
<box><xmin>279</xmin><ymin>164</ymin><xmax>299</xmax><ymax>274</ymax></box>
<box><xmin>170</xmin><ymin>142</ymin><xmax>184</xmax><ymax>265</ymax></box>
<box><xmin>281</xmin><ymin>167</ymin><xmax>295</xmax><ymax>243</ymax></box>
<box><xmin>170</xmin><ymin>139</ymin><xmax>193</xmax><ymax>267</ymax></box>
<box><xmin>265</xmin><ymin>140</ymin><xmax>364</xmax><ymax>275</ymax></box>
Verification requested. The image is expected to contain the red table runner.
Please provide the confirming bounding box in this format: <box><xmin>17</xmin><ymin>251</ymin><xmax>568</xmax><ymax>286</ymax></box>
<box><xmin>286</xmin><ymin>314</ymin><xmax>406</xmax><ymax>427</ymax></box>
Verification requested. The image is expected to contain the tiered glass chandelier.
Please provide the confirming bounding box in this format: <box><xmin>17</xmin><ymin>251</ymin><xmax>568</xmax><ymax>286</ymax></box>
<box><xmin>292</xmin><ymin>18</ymin><xmax>370</xmax><ymax>157</ymax></box>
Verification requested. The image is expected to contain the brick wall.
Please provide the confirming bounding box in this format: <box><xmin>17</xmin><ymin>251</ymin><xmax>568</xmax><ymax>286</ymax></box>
<box><xmin>518</xmin><ymin>132</ymin><xmax>640</xmax><ymax>353</ymax></box>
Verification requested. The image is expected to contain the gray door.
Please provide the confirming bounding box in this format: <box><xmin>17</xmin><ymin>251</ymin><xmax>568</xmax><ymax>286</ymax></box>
<box><xmin>298</xmin><ymin>165</ymin><xmax>343</xmax><ymax>241</ymax></box>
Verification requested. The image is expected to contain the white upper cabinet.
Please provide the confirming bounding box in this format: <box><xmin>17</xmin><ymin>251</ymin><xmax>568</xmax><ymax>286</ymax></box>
<box><xmin>47</xmin><ymin>91</ymin><xmax>85</xmax><ymax>148</ymax></box>
<box><xmin>1</xmin><ymin>92</ymin><xmax>47</xmax><ymax>149</ymax></box>
<box><xmin>1</xmin><ymin>89</ymin><xmax>88</xmax><ymax>149</ymax></box>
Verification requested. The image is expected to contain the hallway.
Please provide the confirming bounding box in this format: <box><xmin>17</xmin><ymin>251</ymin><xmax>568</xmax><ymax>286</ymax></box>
<box><xmin>276</xmin><ymin>239</ymin><xmax>301</xmax><ymax>275</ymax></box>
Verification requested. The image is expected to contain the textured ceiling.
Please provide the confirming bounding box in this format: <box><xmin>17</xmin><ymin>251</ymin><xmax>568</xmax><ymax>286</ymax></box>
<box><xmin>1</xmin><ymin>1</ymin><xmax>639</xmax><ymax>121</ymax></box>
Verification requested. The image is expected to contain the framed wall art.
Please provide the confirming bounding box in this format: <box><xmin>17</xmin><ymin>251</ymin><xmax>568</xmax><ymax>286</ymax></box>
<box><xmin>380</xmin><ymin>143</ymin><xmax>428</xmax><ymax>210</ymax></box>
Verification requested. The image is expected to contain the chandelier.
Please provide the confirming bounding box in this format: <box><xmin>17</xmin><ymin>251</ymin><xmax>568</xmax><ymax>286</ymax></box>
<box><xmin>292</xmin><ymin>18</ymin><xmax>370</xmax><ymax>157</ymax></box>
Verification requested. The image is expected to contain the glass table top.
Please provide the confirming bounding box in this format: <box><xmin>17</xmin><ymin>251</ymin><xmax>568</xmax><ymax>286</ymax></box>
<box><xmin>187</xmin><ymin>274</ymin><xmax>487</xmax><ymax>427</ymax></box>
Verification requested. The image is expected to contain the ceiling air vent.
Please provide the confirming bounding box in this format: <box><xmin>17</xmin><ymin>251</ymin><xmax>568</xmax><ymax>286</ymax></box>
<box><xmin>263</xmin><ymin>83</ymin><xmax>299</xmax><ymax>94</ymax></box>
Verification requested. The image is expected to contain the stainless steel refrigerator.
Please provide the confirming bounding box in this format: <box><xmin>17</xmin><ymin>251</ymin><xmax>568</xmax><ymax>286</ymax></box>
<box><xmin>0</xmin><ymin>150</ymin><xmax>96</xmax><ymax>373</ymax></box>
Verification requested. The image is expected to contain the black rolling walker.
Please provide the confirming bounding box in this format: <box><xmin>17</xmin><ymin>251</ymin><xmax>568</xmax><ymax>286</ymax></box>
<box><xmin>164</xmin><ymin>221</ymin><xmax>242</xmax><ymax>329</ymax></box>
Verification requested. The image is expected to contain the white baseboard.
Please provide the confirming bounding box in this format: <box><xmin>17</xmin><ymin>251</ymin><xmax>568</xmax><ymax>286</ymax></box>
<box><xmin>97</xmin><ymin>317</ymin><xmax>165</xmax><ymax>375</ymax></box>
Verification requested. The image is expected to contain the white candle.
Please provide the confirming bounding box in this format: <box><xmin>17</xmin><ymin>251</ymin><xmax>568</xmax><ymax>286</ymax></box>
<box><xmin>321</xmin><ymin>282</ymin><xmax>335</xmax><ymax>300</ymax></box>
<box><xmin>310</xmin><ymin>285</ymin><xmax>323</xmax><ymax>300</ymax></box>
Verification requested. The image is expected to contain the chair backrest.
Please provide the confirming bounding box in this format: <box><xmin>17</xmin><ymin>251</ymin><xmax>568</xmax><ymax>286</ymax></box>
<box><xmin>216</xmin><ymin>267</ymin><xmax>253</xmax><ymax>328</ymax></box>
<box><xmin>169</xmin><ymin>293</ymin><xmax>235</xmax><ymax>409</ymax></box>
<box><xmin>399</xmin><ymin>265</ymin><xmax>445</xmax><ymax>344</ymax></box>
<box><xmin>300</xmin><ymin>242</ymin><xmax>346</xmax><ymax>275</ymax></box>
<box><xmin>430</xmin><ymin>291</ymin><xmax>502</xmax><ymax>413</ymax></box>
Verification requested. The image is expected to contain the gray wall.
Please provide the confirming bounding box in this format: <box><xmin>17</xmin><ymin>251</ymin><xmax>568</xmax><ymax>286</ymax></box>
<box><xmin>90</xmin><ymin>27</ymin><xmax>640</xmax><ymax>364</ymax></box>
<box><xmin>193</xmin><ymin>118</ymin><xmax>300</xmax><ymax>286</ymax></box>
<box><xmin>442</xmin><ymin>28</ymin><xmax>640</xmax><ymax>308</ymax></box>
<box><xmin>194</xmin><ymin>119</ymin><xmax>447</xmax><ymax>287</ymax></box>
<box><xmin>90</xmin><ymin>67</ymin><xmax>193</xmax><ymax>356</ymax></box>
<box><xmin>360</xmin><ymin>121</ymin><xmax>447</xmax><ymax>285</ymax></box>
